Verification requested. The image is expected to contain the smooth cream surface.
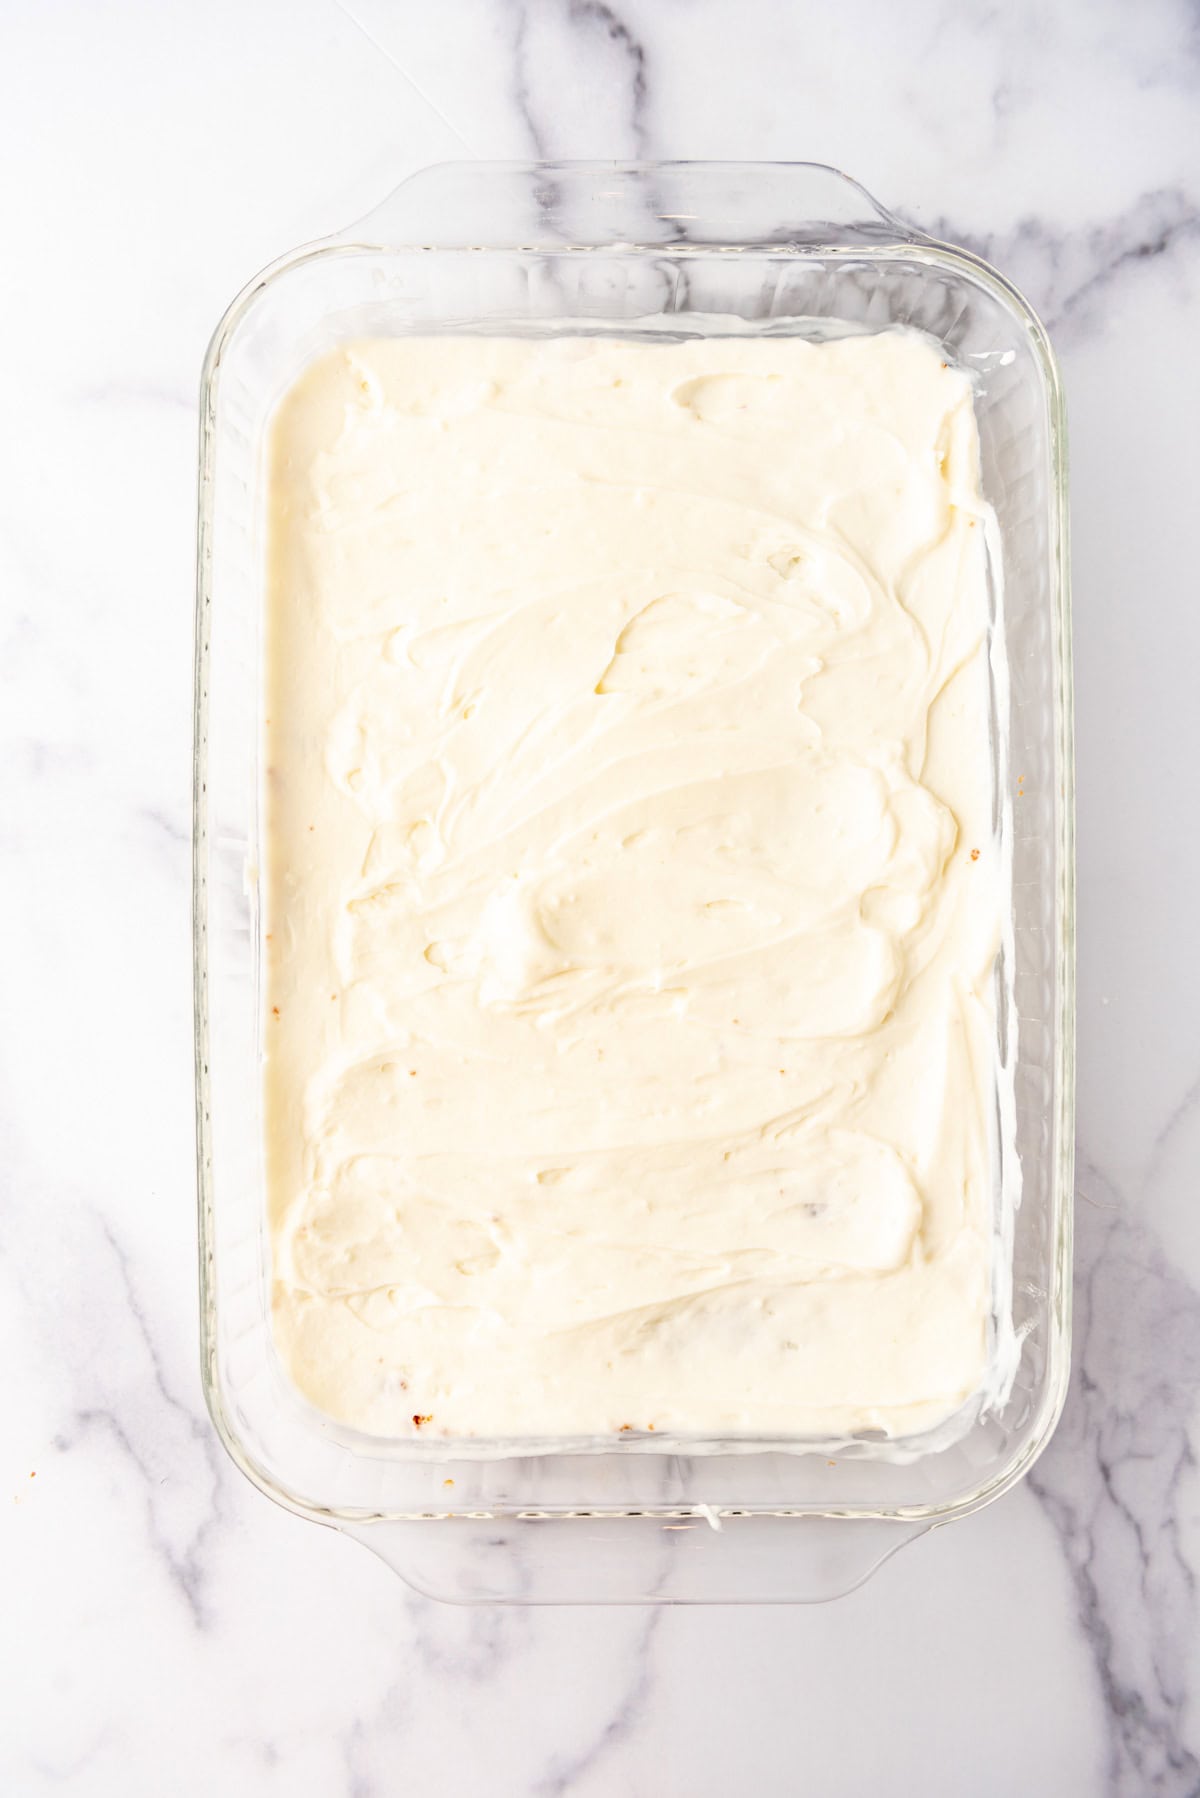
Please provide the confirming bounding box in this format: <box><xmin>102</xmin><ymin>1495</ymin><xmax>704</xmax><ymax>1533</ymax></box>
<box><xmin>264</xmin><ymin>329</ymin><xmax>1003</xmax><ymax>1442</ymax></box>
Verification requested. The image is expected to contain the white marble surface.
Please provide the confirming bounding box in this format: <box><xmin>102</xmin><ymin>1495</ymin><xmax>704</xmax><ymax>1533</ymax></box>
<box><xmin>3</xmin><ymin>0</ymin><xmax>1199</xmax><ymax>1791</ymax></box>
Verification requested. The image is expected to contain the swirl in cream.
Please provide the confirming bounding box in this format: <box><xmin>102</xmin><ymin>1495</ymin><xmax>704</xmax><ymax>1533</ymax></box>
<box><xmin>264</xmin><ymin>329</ymin><xmax>1003</xmax><ymax>1441</ymax></box>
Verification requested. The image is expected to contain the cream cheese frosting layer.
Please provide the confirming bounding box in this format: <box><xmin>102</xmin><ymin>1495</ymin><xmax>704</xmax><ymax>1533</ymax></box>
<box><xmin>263</xmin><ymin>328</ymin><xmax>1003</xmax><ymax>1443</ymax></box>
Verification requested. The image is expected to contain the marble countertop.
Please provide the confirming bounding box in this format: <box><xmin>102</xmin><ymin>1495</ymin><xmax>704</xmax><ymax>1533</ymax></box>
<box><xmin>4</xmin><ymin>0</ymin><xmax>1199</xmax><ymax>1791</ymax></box>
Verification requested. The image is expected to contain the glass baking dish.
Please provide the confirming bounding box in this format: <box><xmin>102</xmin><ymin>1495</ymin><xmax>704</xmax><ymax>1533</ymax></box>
<box><xmin>194</xmin><ymin>161</ymin><xmax>1073</xmax><ymax>1603</ymax></box>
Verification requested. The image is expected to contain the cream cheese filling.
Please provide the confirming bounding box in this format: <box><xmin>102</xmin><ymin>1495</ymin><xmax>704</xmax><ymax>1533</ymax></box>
<box><xmin>263</xmin><ymin>328</ymin><xmax>1004</xmax><ymax>1442</ymax></box>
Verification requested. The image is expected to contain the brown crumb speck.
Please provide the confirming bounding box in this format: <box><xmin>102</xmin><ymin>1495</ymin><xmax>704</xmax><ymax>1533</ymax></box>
<box><xmin>272</xmin><ymin>1006</ymin><xmax>280</xmax><ymax>1017</ymax></box>
<box><xmin>413</xmin><ymin>1413</ymin><xmax>432</xmax><ymax>1428</ymax></box>
<box><xmin>444</xmin><ymin>1478</ymin><xmax>454</xmax><ymax>1486</ymax></box>
<box><xmin>619</xmin><ymin>1423</ymin><xmax>633</xmax><ymax>1432</ymax></box>
<box><xmin>970</xmin><ymin>848</ymin><xmax>980</xmax><ymax>862</ymax></box>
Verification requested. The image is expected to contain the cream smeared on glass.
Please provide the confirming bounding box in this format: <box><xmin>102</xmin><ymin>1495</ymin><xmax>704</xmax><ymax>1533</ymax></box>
<box><xmin>264</xmin><ymin>330</ymin><xmax>1003</xmax><ymax>1442</ymax></box>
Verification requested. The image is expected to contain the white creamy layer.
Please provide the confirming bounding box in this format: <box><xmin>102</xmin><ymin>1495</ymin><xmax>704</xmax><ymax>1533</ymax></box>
<box><xmin>264</xmin><ymin>329</ymin><xmax>1003</xmax><ymax>1443</ymax></box>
